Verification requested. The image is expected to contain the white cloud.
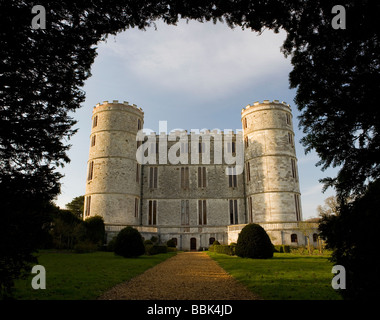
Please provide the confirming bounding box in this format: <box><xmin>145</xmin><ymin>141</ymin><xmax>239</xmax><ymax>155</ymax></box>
<box><xmin>98</xmin><ymin>19</ymin><xmax>290</xmax><ymax>98</ymax></box>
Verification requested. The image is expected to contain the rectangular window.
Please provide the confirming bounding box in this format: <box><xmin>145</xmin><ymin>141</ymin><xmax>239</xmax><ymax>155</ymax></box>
<box><xmin>87</xmin><ymin>161</ymin><xmax>94</xmax><ymax>181</ymax></box>
<box><xmin>148</xmin><ymin>200</ymin><xmax>157</xmax><ymax>225</ymax></box>
<box><xmin>149</xmin><ymin>166</ymin><xmax>158</xmax><ymax>188</ymax></box>
<box><xmin>244</xmin><ymin>117</ymin><xmax>247</xmax><ymax>128</ymax></box>
<box><xmin>286</xmin><ymin>113</ymin><xmax>291</xmax><ymax>125</ymax></box>
<box><xmin>248</xmin><ymin>196</ymin><xmax>253</xmax><ymax>223</ymax></box>
<box><xmin>246</xmin><ymin>162</ymin><xmax>251</xmax><ymax>182</ymax></box>
<box><xmin>199</xmin><ymin>142</ymin><xmax>206</xmax><ymax>153</ymax></box>
<box><xmin>229</xmin><ymin>199</ymin><xmax>238</xmax><ymax>225</ymax></box>
<box><xmin>135</xmin><ymin>198</ymin><xmax>139</xmax><ymax>218</ymax></box>
<box><xmin>288</xmin><ymin>132</ymin><xmax>293</xmax><ymax>145</ymax></box>
<box><xmin>291</xmin><ymin>158</ymin><xmax>297</xmax><ymax>179</ymax></box>
<box><xmin>228</xmin><ymin>166</ymin><xmax>237</xmax><ymax>188</ymax></box>
<box><xmin>244</xmin><ymin>136</ymin><xmax>249</xmax><ymax>148</ymax></box>
<box><xmin>294</xmin><ymin>194</ymin><xmax>301</xmax><ymax>221</ymax></box>
<box><xmin>91</xmin><ymin>135</ymin><xmax>96</xmax><ymax>147</ymax></box>
<box><xmin>198</xmin><ymin>200</ymin><xmax>207</xmax><ymax>225</ymax></box>
<box><xmin>136</xmin><ymin>163</ymin><xmax>140</xmax><ymax>183</ymax></box>
<box><xmin>181</xmin><ymin>142</ymin><xmax>188</xmax><ymax>154</ymax></box>
<box><xmin>92</xmin><ymin>115</ymin><xmax>98</xmax><ymax>128</ymax></box>
<box><xmin>137</xmin><ymin>119</ymin><xmax>141</xmax><ymax>130</ymax></box>
<box><xmin>198</xmin><ymin>167</ymin><xmax>206</xmax><ymax>188</ymax></box>
<box><xmin>181</xmin><ymin>167</ymin><xmax>189</xmax><ymax>189</ymax></box>
<box><xmin>181</xmin><ymin>200</ymin><xmax>189</xmax><ymax>225</ymax></box>
<box><xmin>85</xmin><ymin>196</ymin><xmax>91</xmax><ymax>217</ymax></box>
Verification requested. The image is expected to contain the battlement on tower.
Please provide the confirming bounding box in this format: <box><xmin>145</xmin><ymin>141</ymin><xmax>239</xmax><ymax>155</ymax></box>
<box><xmin>93</xmin><ymin>100</ymin><xmax>144</xmax><ymax>114</ymax></box>
<box><xmin>241</xmin><ymin>99</ymin><xmax>291</xmax><ymax>114</ymax></box>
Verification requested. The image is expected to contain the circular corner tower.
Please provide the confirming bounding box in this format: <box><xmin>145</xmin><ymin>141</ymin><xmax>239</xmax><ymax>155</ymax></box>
<box><xmin>241</xmin><ymin>100</ymin><xmax>302</xmax><ymax>223</ymax></box>
<box><xmin>83</xmin><ymin>100</ymin><xmax>144</xmax><ymax>238</ymax></box>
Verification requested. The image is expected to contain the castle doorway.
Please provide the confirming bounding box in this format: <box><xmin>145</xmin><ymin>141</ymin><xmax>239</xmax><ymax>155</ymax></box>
<box><xmin>190</xmin><ymin>237</ymin><xmax>196</xmax><ymax>250</ymax></box>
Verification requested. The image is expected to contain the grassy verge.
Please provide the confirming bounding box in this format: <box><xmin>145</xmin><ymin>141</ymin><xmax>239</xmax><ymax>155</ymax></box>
<box><xmin>208</xmin><ymin>252</ymin><xmax>342</xmax><ymax>300</ymax></box>
<box><xmin>12</xmin><ymin>250</ymin><xmax>176</xmax><ymax>300</ymax></box>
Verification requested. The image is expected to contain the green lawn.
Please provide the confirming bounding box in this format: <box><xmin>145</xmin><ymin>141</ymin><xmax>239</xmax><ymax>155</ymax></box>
<box><xmin>13</xmin><ymin>250</ymin><xmax>176</xmax><ymax>300</ymax></box>
<box><xmin>208</xmin><ymin>252</ymin><xmax>342</xmax><ymax>300</ymax></box>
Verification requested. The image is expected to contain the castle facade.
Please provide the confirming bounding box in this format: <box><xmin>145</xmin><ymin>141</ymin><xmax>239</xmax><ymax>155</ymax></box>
<box><xmin>83</xmin><ymin>99</ymin><xmax>318</xmax><ymax>250</ymax></box>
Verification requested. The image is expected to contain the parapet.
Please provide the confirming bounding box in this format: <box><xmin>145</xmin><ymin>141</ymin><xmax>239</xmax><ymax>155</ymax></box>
<box><xmin>241</xmin><ymin>99</ymin><xmax>291</xmax><ymax>114</ymax></box>
<box><xmin>93</xmin><ymin>100</ymin><xmax>144</xmax><ymax>114</ymax></box>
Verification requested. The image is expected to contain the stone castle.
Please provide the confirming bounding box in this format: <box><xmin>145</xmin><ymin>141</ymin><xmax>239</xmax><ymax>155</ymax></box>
<box><xmin>83</xmin><ymin>99</ymin><xmax>318</xmax><ymax>250</ymax></box>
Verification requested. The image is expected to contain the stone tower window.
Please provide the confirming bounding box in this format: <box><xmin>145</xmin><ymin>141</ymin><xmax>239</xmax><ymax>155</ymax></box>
<box><xmin>92</xmin><ymin>115</ymin><xmax>98</xmax><ymax>128</ymax></box>
<box><xmin>288</xmin><ymin>132</ymin><xmax>293</xmax><ymax>145</ymax></box>
<box><xmin>87</xmin><ymin>161</ymin><xmax>94</xmax><ymax>181</ymax></box>
<box><xmin>181</xmin><ymin>167</ymin><xmax>189</xmax><ymax>189</ymax></box>
<box><xmin>243</xmin><ymin>117</ymin><xmax>247</xmax><ymax>129</ymax></box>
<box><xmin>198</xmin><ymin>167</ymin><xmax>206</xmax><ymax>188</ymax></box>
<box><xmin>198</xmin><ymin>200</ymin><xmax>207</xmax><ymax>225</ymax></box>
<box><xmin>84</xmin><ymin>196</ymin><xmax>91</xmax><ymax>217</ymax></box>
<box><xmin>228</xmin><ymin>167</ymin><xmax>237</xmax><ymax>188</ymax></box>
<box><xmin>149</xmin><ymin>167</ymin><xmax>158</xmax><ymax>188</ymax></box>
<box><xmin>137</xmin><ymin>119</ymin><xmax>141</xmax><ymax>130</ymax></box>
<box><xmin>291</xmin><ymin>233</ymin><xmax>298</xmax><ymax>243</ymax></box>
<box><xmin>229</xmin><ymin>199</ymin><xmax>238</xmax><ymax>225</ymax></box>
<box><xmin>248</xmin><ymin>196</ymin><xmax>253</xmax><ymax>223</ymax></box>
<box><xmin>294</xmin><ymin>194</ymin><xmax>301</xmax><ymax>221</ymax></box>
<box><xmin>286</xmin><ymin>113</ymin><xmax>291</xmax><ymax>125</ymax></box>
<box><xmin>291</xmin><ymin>159</ymin><xmax>297</xmax><ymax>180</ymax></box>
<box><xmin>244</xmin><ymin>136</ymin><xmax>249</xmax><ymax>148</ymax></box>
<box><xmin>245</xmin><ymin>162</ymin><xmax>251</xmax><ymax>182</ymax></box>
<box><xmin>134</xmin><ymin>198</ymin><xmax>139</xmax><ymax>218</ymax></box>
<box><xmin>181</xmin><ymin>200</ymin><xmax>189</xmax><ymax>225</ymax></box>
<box><xmin>148</xmin><ymin>200</ymin><xmax>157</xmax><ymax>225</ymax></box>
<box><xmin>91</xmin><ymin>135</ymin><xmax>96</xmax><ymax>147</ymax></box>
<box><xmin>136</xmin><ymin>164</ymin><xmax>141</xmax><ymax>183</ymax></box>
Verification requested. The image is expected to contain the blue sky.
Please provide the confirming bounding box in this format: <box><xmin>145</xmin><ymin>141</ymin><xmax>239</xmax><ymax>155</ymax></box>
<box><xmin>55</xmin><ymin>19</ymin><xmax>338</xmax><ymax>220</ymax></box>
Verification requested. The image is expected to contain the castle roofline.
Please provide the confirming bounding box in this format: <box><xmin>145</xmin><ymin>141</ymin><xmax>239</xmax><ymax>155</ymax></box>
<box><xmin>93</xmin><ymin>100</ymin><xmax>144</xmax><ymax>113</ymax></box>
<box><xmin>241</xmin><ymin>99</ymin><xmax>291</xmax><ymax>114</ymax></box>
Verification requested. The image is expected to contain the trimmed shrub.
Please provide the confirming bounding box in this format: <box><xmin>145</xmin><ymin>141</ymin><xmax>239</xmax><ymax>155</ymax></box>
<box><xmin>114</xmin><ymin>226</ymin><xmax>145</xmax><ymax>258</ymax></box>
<box><xmin>235</xmin><ymin>223</ymin><xmax>273</xmax><ymax>259</ymax></box>
<box><xmin>83</xmin><ymin>215</ymin><xmax>105</xmax><ymax>247</ymax></box>
<box><xmin>166</xmin><ymin>239</ymin><xmax>176</xmax><ymax>247</ymax></box>
<box><xmin>146</xmin><ymin>244</ymin><xmax>168</xmax><ymax>255</ymax></box>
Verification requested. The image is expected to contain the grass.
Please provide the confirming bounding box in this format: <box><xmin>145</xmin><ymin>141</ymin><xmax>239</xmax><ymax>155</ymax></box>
<box><xmin>12</xmin><ymin>250</ymin><xmax>176</xmax><ymax>300</ymax></box>
<box><xmin>208</xmin><ymin>252</ymin><xmax>342</xmax><ymax>300</ymax></box>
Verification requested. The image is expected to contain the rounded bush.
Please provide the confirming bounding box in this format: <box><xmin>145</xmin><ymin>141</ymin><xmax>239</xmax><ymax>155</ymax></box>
<box><xmin>114</xmin><ymin>226</ymin><xmax>145</xmax><ymax>258</ymax></box>
<box><xmin>235</xmin><ymin>223</ymin><xmax>273</xmax><ymax>259</ymax></box>
<box><xmin>166</xmin><ymin>239</ymin><xmax>176</xmax><ymax>247</ymax></box>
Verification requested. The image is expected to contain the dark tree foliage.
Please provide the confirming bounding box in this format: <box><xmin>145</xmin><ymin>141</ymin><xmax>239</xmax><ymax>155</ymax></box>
<box><xmin>281</xmin><ymin>0</ymin><xmax>380</xmax><ymax>199</ymax></box>
<box><xmin>1</xmin><ymin>0</ymin><xmax>379</xmax><ymax>298</ymax></box>
<box><xmin>114</xmin><ymin>226</ymin><xmax>145</xmax><ymax>258</ymax></box>
<box><xmin>319</xmin><ymin>180</ymin><xmax>380</xmax><ymax>300</ymax></box>
<box><xmin>235</xmin><ymin>223</ymin><xmax>273</xmax><ymax>259</ymax></box>
<box><xmin>66</xmin><ymin>195</ymin><xmax>85</xmax><ymax>219</ymax></box>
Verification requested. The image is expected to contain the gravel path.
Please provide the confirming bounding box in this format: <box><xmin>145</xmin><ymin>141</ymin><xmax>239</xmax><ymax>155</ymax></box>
<box><xmin>98</xmin><ymin>252</ymin><xmax>261</xmax><ymax>300</ymax></box>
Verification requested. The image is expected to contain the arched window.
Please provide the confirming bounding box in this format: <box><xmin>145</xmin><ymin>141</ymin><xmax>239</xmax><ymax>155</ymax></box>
<box><xmin>209</xmin><ymin>237</ymin><xmax>216</xmax><ymax>245</ymax></box>
<box><xmin>291</xmin><ymin>233</ymin><xmax>298</xmax><ymax>243</ymax></box>
<box><xmin>137</xmin><ymin>119</ymin><xmax>141</xmax><ymax>130</ymax></box>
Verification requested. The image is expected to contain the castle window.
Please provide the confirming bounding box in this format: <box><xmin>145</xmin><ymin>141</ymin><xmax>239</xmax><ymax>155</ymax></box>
<box><xmin>288</xmin><ymin>132</ymin><xmax>293</xmax><ymax>145</ymax></box>
<box><xmin>149</xmin><ymin>166</ymin><xmax>158</xmax><ymax>188</ymax></box>
<box><xmin>209</xmin><ymin>237</ymin><xmax>216</xmax><ymax>245</ymax></box>
<box><xmin>294</xmin><ymin>194</ymin><xmax>301</xmax><ymax>221</ymax></box>
<box><xmin>199</xmin><ymin>142</ymin><xmax>205</xmax><ymax>153</ymax></box>
<box><xmin>229</xmin><ymin>199</ymin><xmax>238</xmax><ymax>224</ymax></box>
<box><xmin>286</xmin><ymin>113</ymin><xmax>291</xmax><ymax>125</ymax></box>
<box><xmin>291</xmin><ymin>158</ymin><xmax>297</xmax><ymax>179</ymax></box>
<box><xmin>245</xmin><ymin>136</ymin><xmax>249</xmax><ymax>148</ymax></box>
<box><xmin>246</xmin><ymin>162</ymin><xmax>251</xmax><ymax>182</ymax></box>
<box><xmin>91</xmin><ymin>135</ymin><xmax>96</xmax><ymax>147</ymax></box>
<box><xmin>198</xmin><ymin>167</ymin><xmax>206</xmax><ymax>188</ymax></box>
<box><xmin>228</xmin><ymin>167</ymin><xmax>237</xmax><ymax>188</ymax></box>
<box><xmin>244</xmin><ymin>117</ymin><xmax>247</xmax><ymax>128</ymax></box>
<box><xmin>248</xmin><ymin>196</ymin><xmax>253</xmax><ymax>223</ymax></box>
<box><xmin>313</xmin><ymin>233</ymin><xmax>318</xmax><ymax>242</ymax></box>
<box><xmin>84</xmin><ymin>196</ymin><xmax>91</xmax><ymax>217</ymax></box>
<box><xmin>137</xmin><ymin>119</ymin><xmax>141</xmax><ymax>130</ymax></box>
<box><xmin>148</xmin><ymin>200</ymin><xmax>157</xmax><ymax>225</ymax></box>
<box><xmin>198</xmin><ymin>200</ymin><xmax>207</xmax><ymax>225</ymax></box>
<box><xmin>181</xmin><ymin>142</ymin><xmax>188</xmax><ymax>154</ymax></box>
<box><xmin>87</xmin><ymin>161</ymin><xmax>94</xmax><ymax>181</ymax></box>
<box><xmin>135</xmin><ymin>198</ymin><xmax>139</xmax><ymax>218</ymax></box>
<box><xmin>227</xmin><ymin>141</ymin><xmax>236</xmax><ymax>154</ymax></box>
<box><xmin>136</xmin><ymin>163</ymin><xmax>141</xmax><ymax>183</ymax></box>
<box><xmin>181</xmin><ymin>200</ymin><xmax>189</xmax><ymax>225</ymax></box>
<box><xmin>181</xmin><ymin>167</ymin><xmax>189</xmax><ymax>189</ymax></box>
<box><xmin>291</xmin><ymin>233</ymin><xmax>298</xmax><ymax>243</ymax></box>
<box><xmin>92</xmin><ymin>115</ymin><xmax>98</xmax><ymax>128</ymax></box>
